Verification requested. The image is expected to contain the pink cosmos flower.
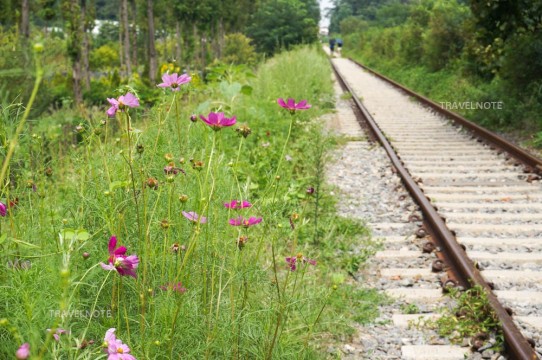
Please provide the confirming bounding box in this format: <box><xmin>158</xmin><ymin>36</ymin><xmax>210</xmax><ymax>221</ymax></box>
<box><xmin>15</xmin><ymin>343</ymin><xmax>30</xmax><ymax>359</ymax></box>
<box><xmin>159</xmin><ymin>282</ymin><xmax>187</xmax><ymax>294</ymax></box>
<box><xmin>47</xmin><ymin>328</ymin><xmax>68</xmax><ymax>341</ymax></box>
<box><xmin>199</xmin><ymin>112</ymin><xmax>236</xmax><ymax>130</ymax></box>
<box><xmin>157</xmin><ymin>73</ymin><xmax>191</xmax><ymax>91</ymax></box>
<box><xmin>182</xmin><ymin>211</ymin><xmax>207</xmax><ymax>224</ymax></box>
<box><xmin>100</xmin><ymin>236</ymin><xmax>139</xmax><ymax>278</ymax></box>
<box><xmin>0</xmin><ymin>201</ymin><xmax>6</xmax><ymax>216</ymax></box>
<box><xmin>223</xmin><ymin>200</ymin><xmax>252</xmax><ymax>209</ymax></box>
<box><xmin>103</xmin><ymin>328</ymin><xmax>136</xmax><ymax>360</ymax></box>
<box><xmin>106</xmin><ymin>92</ymin><xmax>140</xmax><ymax>117</ymax></box>
<box><xmin>285</xmin><ymin>254</ymin><xmax>316</xmax><ymax>271</ymax></box>
<box><xmin>277</xmin><ymin>98</ymin><xmax>311</xmax><ymax>113</ymax></box>
<box><xmin>228</xmin><ymin>216</ymin><xmax>262</xmax><ymax>227</ymax></box>
<box><xmin>163</xmin><ymin>163</ymin><xmax>185</xmax><ymax>176</ymax></box>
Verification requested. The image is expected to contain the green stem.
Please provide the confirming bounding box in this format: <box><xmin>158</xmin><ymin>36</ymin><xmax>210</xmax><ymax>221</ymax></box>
<box><xmin>0</xmin><ymin>50</ymin><xmax>43</xmax><ymax>190</ymax></box>
<box><xmin>124</xmin><ymin>111</ymin><xmax>143</xmax><ymax>246</ymax></box>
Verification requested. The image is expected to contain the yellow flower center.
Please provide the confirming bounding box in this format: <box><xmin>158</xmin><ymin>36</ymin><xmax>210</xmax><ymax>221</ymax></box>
<box><xmin>117</xmin><ymin>348</ymin><xmax>124</xmax><ymax>354</ymax></box>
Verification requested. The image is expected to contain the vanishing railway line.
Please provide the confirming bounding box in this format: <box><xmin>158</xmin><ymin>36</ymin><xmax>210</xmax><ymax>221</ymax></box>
<box><xmin>330</xmin><ymin>56</ymin><xmax>542</xmax><ymax>359</ymax></box>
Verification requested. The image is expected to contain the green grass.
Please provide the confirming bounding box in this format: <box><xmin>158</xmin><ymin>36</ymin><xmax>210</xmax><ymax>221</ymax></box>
<box><xmin>0</xmin><ymin>46</ymin><xmax>383</xmax><ymax>359</ymax></box>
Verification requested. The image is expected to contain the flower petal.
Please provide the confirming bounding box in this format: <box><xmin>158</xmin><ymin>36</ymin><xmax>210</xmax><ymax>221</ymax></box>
<box><xmin>113</xmin><ymin>246</ymin><xmax>127</xmax><ymax>256</ymax></box>
<box><xmin>122</xmin><ymin>93</ymin><xmax>139</xmax><ymax>108</ymax></box>
<box><xmin>107</xmin><ymin>106</ymin><xmax>118</xmax><ymax>117</ymax></box>
<box><xmin>287</xmin><ymin>98</ymin><xmax>295</xmax><ymax>109</ymax></box>
<box><xmin>108</xmin><ymin>236</ymin><xmax>117</xmax><ymax>255</ymax></box>
<box><xmin>100</xmin><ymin>262</ymin><xmax>116</xmax><ymax>271</ymax></box>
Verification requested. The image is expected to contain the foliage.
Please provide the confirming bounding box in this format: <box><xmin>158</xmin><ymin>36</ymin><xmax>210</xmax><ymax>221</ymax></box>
<box><xmin>434</xmin><ymin>286</ymin><xmax>504</xmax><ymax>350</ymax></box>
<box><xmin>0</xmin><ymin>46</ymin><xmax>381</xmax><ymax>359</ymax></box>
<box><xmin>89</xmin><ymin>43</ymin><xmax>120</xmax><ymax>71</ymax></box>
<box><xmin>423</xmin><ymin>1</ymin><xmax>469</xmax><ymax>71</ymax></box>
<box><xmin>336</xmin><ymin>0</ymin><xmax>542</xmax><ymax>142</ymax></box>
<box><xmin>247</xmin><ymin>0</ymin><xmax>319</xmax><ymax>55</ymax></box>
<box><xmin>222</xmin><ymin>33</ymin><xmax>258</xmax><ymax>66</ymax></box>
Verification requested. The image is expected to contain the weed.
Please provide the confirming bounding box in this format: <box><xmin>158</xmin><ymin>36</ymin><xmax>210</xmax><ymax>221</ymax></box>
<box><xmin>435</xmin><ymin>286</ymin><xmax>503</xmax><ymax>350</ymax></box>
<box><xmin>340</xmin><ymin>92</ymin><xmax>352</xmax><ymax>100</ymax></box>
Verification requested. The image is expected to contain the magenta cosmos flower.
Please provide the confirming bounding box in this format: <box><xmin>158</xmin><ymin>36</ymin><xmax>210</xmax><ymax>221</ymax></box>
<box><xmin>199</xmin><ymin>112</ymin><xmax>236</xmax><ymax>130</ymax></box>
<box><xmin>47</xmin><ymin>328</ymin><xmax>68</xmax><ymax>341</ymax></box>
<box><xmin>223</xmin><ymin>200</ymin><xmax>252</xmax><ymax>209</ymax></box>
<box><xmin>106</xmin><ymin>92</ymin><xmax>140</xmax><ymax>117</ymax></box>
<box><xmin>15</xmin><ymin>343</ymin><xmax>30</xmax><ymax>359</ymax></box>
<box><xmin>285</xmin><ymin>254</ymin><xmax>316</xmax><ymax>271</ymax></box>
<box><xmin>0</xmin><ymin>201</ymin><xmax>6</xmax><ymax>216</ymax></box>
<box><xmin>182</xmin><ymin>211</ymin><xmax>207</xmax><ymax>224</ymax></box>
<box><xmin>277</xmin><ymin>98</ymin><xmax>311</xmax><ymax>113</ymax></box>
<box><xmin>157</xmin><ymin>73</ymin><xmax>191</xmax><ymax>91</ymax></box>
<box><xmin>229</xmin><ymin>216</ymin><xmax>262</xmax><ymax>227</ymax></box>
<box><xmin>103</xmin><ymin>328</ymin><xmax>136</xmax><ymax>360</ymax></box>
<box><xmin>159</xmin><ymin>282</ymin><xmax>187</xmax><ymax>294</ymax></box>
<box><xmin>100</xmin><ymin>236</ymin><xmax>139</xmax><ymax>278</ymax></box>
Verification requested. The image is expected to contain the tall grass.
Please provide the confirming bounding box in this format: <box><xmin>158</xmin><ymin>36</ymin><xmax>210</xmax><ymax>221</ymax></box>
<box><xmin>0</xmin><ymin>46</ymin><xmax>381</xmax><ymax>359</ymax></box>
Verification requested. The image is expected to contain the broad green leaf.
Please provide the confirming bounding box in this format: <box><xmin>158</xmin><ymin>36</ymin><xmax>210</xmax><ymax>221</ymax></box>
<box><xmin>240</xmin><ymin>85</ymin><xmax>253</xmax><ymax>96</ymax></box>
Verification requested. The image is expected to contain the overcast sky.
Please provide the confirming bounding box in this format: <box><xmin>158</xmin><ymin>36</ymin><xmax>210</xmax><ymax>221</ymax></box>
<box><xmin>319</xmin><ymin>0</ymin><xmax>333</xmax><ymax>27</ymax></box>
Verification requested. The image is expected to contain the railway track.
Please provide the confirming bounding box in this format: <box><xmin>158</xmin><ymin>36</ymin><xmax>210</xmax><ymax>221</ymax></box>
<box><xmin>329</xmin><ymin>55</ymin><xmax>542</xmax><ymax>359</ymax></box>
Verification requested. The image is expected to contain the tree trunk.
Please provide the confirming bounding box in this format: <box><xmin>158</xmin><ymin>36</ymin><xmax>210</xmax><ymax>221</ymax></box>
<box><xmin>73</xmin><ymin>56</ymin><xmax>83</xmax><ymax>105</ymax></box>
<box><xmin>193</xmin><ymin>23</ymin><xmax>198</xmax><ymax>70</ymax></box>
<box><xmin>175</xmin><ymin>21</ymin><xmax>182</xmax><ymax>64</ymax></box>
<box><xmin>119</xmin><ymin>3</ymin><xmax>124</xmax><ymax>71</ymax></box>
<box><xmin>21</xmin><ymin>0</ymin><xmax>30</xmax><ymax>39</ymax></box>
<box><xmin>81</xmin><ymin>0</ymin><xmax>90</xmax><ymax>91</ymax></box>
<box><xmin>130</xmin><ymin>0</ymin><xmax>137</xmax><ymax>71</ymax></box>
<box><xmin>147</xmin><ymin>0</ymin><xmax>157</xmax><ymax>83</ymax></box>
<box><xmin>121</xmin><ymin>0</ymin><xmax>131</xmax><ymax>76</ymax></box>
<box><xmin>211</xmin><ymin>22</ymin><xmax>219</xmax><ymax>59</ymax></box>
<box><xmin>201</xmin><ymin>31</ymin><xmax>207</xmax><ymax>76</ymax></box>
<box><xmin>218</xmin><ymin>17</ymin><xmax>225</xmax><ymax>59</ymax></box>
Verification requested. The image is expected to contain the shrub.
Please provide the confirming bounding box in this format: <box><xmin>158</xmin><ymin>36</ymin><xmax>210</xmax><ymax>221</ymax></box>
<box><xmin>222</xmin><ymin>33</ymin><xmax>258</xmax><ymax>66</ymax></box>
<box><xmin>423</xmin><ymin>0</ymin><xmax>470</xmax><ymax>71</ymax></box>
<box><xmin>89</xmin><ymin>43</ymin><xmax>120</xmax><ymax>71</ymax></box>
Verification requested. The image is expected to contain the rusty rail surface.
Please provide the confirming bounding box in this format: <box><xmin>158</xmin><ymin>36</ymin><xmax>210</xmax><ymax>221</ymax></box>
<box><xmin>330</xmin><ymin>59</ymin><xmax>538</xmax><ymax>360</ymax></box>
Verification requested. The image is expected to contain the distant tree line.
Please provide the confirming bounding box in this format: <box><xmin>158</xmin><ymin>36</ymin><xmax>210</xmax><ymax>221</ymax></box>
<box><xmin>328</xmin><ymin>0</ymin><xmax>542</xmax><ymax>130</ymax></box>
<box><xmin>0</xmin><ymin>0</ymin><xmax>319</xmax><ymax>107</ymax></box>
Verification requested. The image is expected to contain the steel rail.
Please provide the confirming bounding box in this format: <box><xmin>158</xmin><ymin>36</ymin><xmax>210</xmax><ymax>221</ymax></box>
<box><xmin>347</xmin><ymin>58</ymin><xmax>542</xmax><ymax>174</ymax></box>
<box><xmin>330</xmin><ymin>60</ymin><xmax>538</xmax><ymax>360</ymax></box>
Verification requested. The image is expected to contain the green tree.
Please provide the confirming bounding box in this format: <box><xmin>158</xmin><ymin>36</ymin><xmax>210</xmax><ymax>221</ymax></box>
<box><xmin>247</xmin><ymin>0</ymin><xmax>318</xmax><ymax>55</ymax></box>
<box><xmin>62</xmin><ymin>0</ymin><xmax>84</xmax><ymax>104</ymax></box>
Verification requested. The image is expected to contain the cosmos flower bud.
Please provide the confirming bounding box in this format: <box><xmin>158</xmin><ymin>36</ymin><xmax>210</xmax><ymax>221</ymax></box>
<box><xmin>146</xmin><ymin>177</ymin><xmax>159</xmax><ymax>190</ymax></box>
<box><xmin>160</xmin><ymin>219</ymin><xmax>171</xmax><ymax>229</ymax></box>
<box><xmin>236</xmin><ymin>124</ymin><xmax>252</xmax><ymax>138</ymax></box>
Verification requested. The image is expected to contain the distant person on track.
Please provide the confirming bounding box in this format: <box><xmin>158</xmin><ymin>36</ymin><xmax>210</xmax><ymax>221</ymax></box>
<box><xmin>336</xmin><ymin>38</ymin><xmax>343</xmax><ymax>56</ymax></box>
<box><xmin>329</xmin><ymin>38</ymin><xmax>336</xmax><ymax>56</ymax></box>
